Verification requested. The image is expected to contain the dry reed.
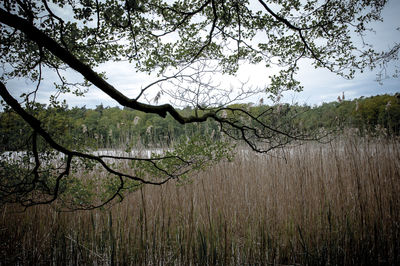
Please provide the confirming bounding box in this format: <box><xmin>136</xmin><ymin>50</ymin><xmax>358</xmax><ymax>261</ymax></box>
<box><xmin>1</xmin><ymin>135</ymin><xmax>399</xmax><ymax>265</ymax></box>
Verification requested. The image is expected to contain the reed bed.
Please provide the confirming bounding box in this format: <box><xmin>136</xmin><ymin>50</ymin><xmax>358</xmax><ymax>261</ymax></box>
<box><xmin>1</xmin><ymin>136</ymin><xmax>399</xmax><ymax>265</ymax></box>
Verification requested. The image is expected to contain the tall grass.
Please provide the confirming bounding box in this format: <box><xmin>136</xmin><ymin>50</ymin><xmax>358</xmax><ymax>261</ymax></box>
<box><xmin>1</xmin><ymin>135</ymin><xmax>399</xmax><ymax>265</ymax></box>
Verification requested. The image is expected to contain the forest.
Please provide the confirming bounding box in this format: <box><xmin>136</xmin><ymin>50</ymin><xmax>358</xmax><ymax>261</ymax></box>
<box><xmin>2</xmin><ymin>93</ymin><xmax>399</xmax><ymax>151</ymax></box>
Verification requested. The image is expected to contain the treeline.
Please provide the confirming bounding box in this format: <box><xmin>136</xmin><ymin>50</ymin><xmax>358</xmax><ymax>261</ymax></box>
<box><xmin>297</xmin><ymin>93</ymin><xmax>400</xmax><ymax>134</ymax></box>
<box><xmin>0</xmin><ymin>104</ymin><xmax>220</xmax><ymax>151</ymax></box>
<box><xmin>1</xmin><ymin>94</ymin><xmax>399</xmax><ymax>151</ymax></box>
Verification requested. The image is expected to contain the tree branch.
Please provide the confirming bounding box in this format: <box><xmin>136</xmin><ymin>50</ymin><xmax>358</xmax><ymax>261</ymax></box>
<box><xmin>0</xmin><ymin>81</ymin><xmax>175</xmax><ymax>186</ymax></box>
<box><xmin>0</xmin><ymin>8</ymin><xmax>216</xmax><ymax>124</ymax></box>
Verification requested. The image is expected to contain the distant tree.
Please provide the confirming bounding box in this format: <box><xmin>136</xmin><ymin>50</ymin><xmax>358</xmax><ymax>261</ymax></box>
<box><xmin>353</xmin><ymin>94</ymin><xmax>400</xmax><ymax>135</ymax></box>
<box><xmin>0</xmin><ymin>0</ymin><xmax>398</xmax><ymax>209</ymax></box>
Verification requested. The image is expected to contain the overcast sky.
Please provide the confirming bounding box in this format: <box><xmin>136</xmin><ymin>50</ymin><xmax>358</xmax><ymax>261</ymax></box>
<box><xmin>2</xmin><ymin>0</ymin><xmax>400</xmax><ymax>109</ymax></box>
<box><xmin>291</xmin><ymin>0</ymin><xmax>400</xmax><ymax>106</ymax></box>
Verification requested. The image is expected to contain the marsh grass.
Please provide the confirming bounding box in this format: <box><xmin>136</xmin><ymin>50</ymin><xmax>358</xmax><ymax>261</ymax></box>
<box><xmin>1</xmin><ymin>136</ymin><xmax>399</xmax><ymax>265</ymax></box>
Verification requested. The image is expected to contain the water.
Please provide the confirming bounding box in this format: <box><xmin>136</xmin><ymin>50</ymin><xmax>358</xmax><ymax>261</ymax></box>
<box><xmin>0</xmin><ymin>148</ymin><xmax>171</xmax><ymax>164</ymax></box>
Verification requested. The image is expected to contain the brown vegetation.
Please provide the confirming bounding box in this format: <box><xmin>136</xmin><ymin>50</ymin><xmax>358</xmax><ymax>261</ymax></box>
<box><xmin>1</xmin><ymin>135</ymin><xmax>399</xmax><ymax>265</ymax></box>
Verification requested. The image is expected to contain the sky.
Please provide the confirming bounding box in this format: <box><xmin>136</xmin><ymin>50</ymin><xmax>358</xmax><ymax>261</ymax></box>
<box><xmin>2</xmin><ymin>0</ymin><xmax>400</xmax><ymax>109</ymax></box>
<box><xmin>290</xmin><ymin>0</ymin><xmax>400</xmax><ymax>106</ymax></box>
